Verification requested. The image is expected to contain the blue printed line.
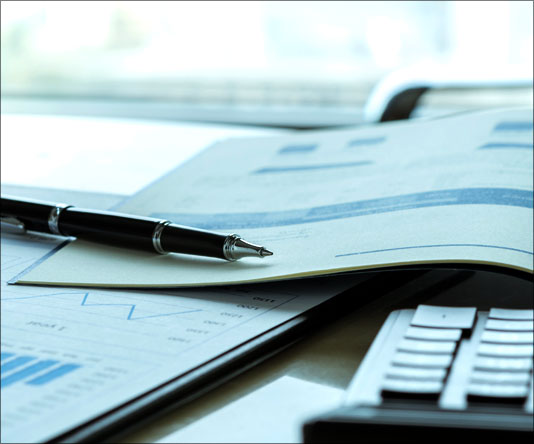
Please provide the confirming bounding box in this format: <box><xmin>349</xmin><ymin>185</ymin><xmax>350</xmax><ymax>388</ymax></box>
<box><xmin>80</xmin><ymin>293</ymin><xmax>201</xmax><ymax>321</ymax></box>
<box><xmin>2</xmin><ymin>292</ymin><xmax>202</xmax><ymax>321</ymax></box>
<box><xmin>151</xmin><ymin>187</ymin><xmax>533</xmax><ymax>230</ymax></box>
<box><xmin>278</xmin><ymin>144</ymin><xmax>317</xmax><ymax>154</ymax></box>
<box><xmin>0</xmin><ymin>254</ymin><xmax>22</xmax><ymax>267</ymax></box>
<box><xmin>1</xmin><ymin>256</ymin><xmax>39</xmax><ymax>274</ymax></box>
<box><xmin>253</xmin><ymin>160</ymin><xmax>372</xmax><ymax>174</ymax></box>
<box><xmin>26</xmin><ymin>363</ymin><xmax>81</xmax><ymax>385</ymax></box>
<box><xmin>1</xmin><ymin>291</ymin><xmax>88</xmax><ymax>301</ymax></box>
<box><xmin>335</xmin><ymin>243</ymin><xmax>534</xmax><ymax>258</ymax></box>
<box><xmin>479</xmin><ymin>143</ymin><xmax>533</xmax><ymax>150</ymax></box>
<box><xmin>0</xmin><ymin>353</ymin><xmax>15</xmax><ymax>361</ymax></box>
<box><xmin>2</xmin><ymin>291</ymin><xmax>197</xmax><ymax>310</ymax></box>
<box><xmin>494</xmin><ymin>121</ymin><xmax>533</xmax><ymax>132</ymax></box>
<box><xmin>1</xmin><ymin>360</ymin><xmax>58</xmax><ymax>388</ymax></box>
<box><xmin>347</xmin><ymin>136</ymin><xmax>386</xmax><ymax>147</ymax></box>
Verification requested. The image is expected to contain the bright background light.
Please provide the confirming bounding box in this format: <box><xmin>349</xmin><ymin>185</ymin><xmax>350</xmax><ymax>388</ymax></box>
<box><xmin>1</xmin><ymin>1</ymin><xmax>532</xmax><ymax>97</ymax></box>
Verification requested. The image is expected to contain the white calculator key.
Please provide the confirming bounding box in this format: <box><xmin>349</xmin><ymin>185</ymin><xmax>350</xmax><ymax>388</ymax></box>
<box><xmin>411</xmin><ymin>305</ymin><xmax>476</xmax><ymax>329</ymax></box>
<box><xmin>489</xmin><ymin>308</ymin><xmax>534</xmax><ymax>321</ymax></box>
<box><xmin>398</xmin><ymin>339</ymin><xmax>457</xmax><ymax>354</ymax></box>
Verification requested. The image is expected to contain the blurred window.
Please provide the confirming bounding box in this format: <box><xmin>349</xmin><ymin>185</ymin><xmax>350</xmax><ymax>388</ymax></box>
<box><xmin>1</xmin><ymin>1</ymin><xmax>532</xmax><ymax>108</ymax></box>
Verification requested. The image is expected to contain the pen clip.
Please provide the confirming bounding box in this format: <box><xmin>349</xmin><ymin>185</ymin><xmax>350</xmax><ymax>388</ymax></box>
<box><xmin>1</xmin><ymin>216</ymin><xmax>26</xmax><ymax>234</ymax></box>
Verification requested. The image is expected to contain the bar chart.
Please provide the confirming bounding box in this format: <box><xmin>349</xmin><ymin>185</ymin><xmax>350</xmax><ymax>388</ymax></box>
<box><xmin>1</xmin><ymin>352</ymin><xmax>81</xmax><ymax>389</ymax></box>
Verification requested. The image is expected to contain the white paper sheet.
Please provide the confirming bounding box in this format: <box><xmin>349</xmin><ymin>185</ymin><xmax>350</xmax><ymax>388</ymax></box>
<box><xmin>0</xmin><ymin>114</ymin><xmax>279</xmax><ymax>195</ymax></box>
<box><xmin>17</xmin><ymin>108</ymin><xmax>533</xmax><ymax>288</ymax></box>
<box><xmin>0</xmin><ymin>232</ymin><xmax>361</xmax><ymax>443</ymax></box>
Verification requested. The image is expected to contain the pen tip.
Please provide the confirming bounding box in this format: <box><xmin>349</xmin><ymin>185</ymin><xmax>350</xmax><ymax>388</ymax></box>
<box><xmin>260</xmin><ymin>248</ymin><xmax>273</xmax><ymax>257</ymax></box>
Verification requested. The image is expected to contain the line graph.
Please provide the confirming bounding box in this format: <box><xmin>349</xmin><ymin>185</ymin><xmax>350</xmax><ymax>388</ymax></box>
<box><xmin>79</xmin><ymin>293</ymin><xmax>201</xmax><ymax>320</ymax></box>
<box><xmin>2</xmin><ymin>291</ymin><xmax>202</xmax><ymax>321</ymax></box>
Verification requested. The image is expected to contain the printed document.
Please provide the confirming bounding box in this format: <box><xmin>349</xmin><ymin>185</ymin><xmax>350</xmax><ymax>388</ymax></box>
<box><xmin>16</xmin><ymin>108</ymin><xmax>533</xmax><ymax>287</ymax></box>
<box><xmin>1</xmin><ymin>232</ymin><xmax>360</xmax><ymax>443</ymax></box>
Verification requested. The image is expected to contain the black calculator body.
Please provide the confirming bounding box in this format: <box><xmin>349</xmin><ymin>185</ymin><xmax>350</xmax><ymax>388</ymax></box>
<box><xmin>303</xmin><ymin>305</ymin><xmax>533</xmax><ymax>443</ymax></box>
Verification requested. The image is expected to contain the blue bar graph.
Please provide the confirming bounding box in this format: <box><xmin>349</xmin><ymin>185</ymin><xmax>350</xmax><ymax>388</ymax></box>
<box><xmin>278</xmin><ymin>144</ymin><xmax>317</xmax><ymax>154</ymax></box>
<box><xmin>0</xmin><ymin>353</ymin><xmax>83</xmax><ymax>389</ymax></box>
<box><xmin>493</xmin><ymin>121</ymin><xmax>533</xmax><ymax>132</ymax></box>
<box><xmin>26</xmin><ymin>363</ymin><xmax>81</xmax><ymax>386</ymax></box>
<box><xmin>347</xmin><ymin>136</ymin><xmax>386</xmax><ymax>147</ymax></box>
<box><xmin>479</xmin><ymin>142</ymin><xmax>533</xmax><ymax>150</ymax></box>
<box><xmin>1</xmin><ymin>356</ymin><xmax>36</xmax><ymax>373</ymax></box>
<box><xmin>1</xmin><ymin>360</ymin><xmax>58</xmax><ymax>388</ymax></box>
<box><xmin>253</xmin><ymin>160</ymin><xmax>372</xmax><ymax>174</ymax></box>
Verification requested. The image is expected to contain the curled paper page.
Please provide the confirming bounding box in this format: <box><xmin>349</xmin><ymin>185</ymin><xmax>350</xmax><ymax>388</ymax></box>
<box><xmin>16</xmin><ymin>108</ymin><xmax>534</xmax><ymax>288</ymax></box>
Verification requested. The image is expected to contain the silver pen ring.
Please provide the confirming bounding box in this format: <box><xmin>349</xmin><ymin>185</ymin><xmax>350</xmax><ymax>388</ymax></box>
<box><xmin>48</xmin><ymin>204</ymin><xmax>72</xmax><ymax>235</ymax></box>
<box><xmin>152</xmin><ymin>220</ymin><xmax>171</xmax><ymax>254</ymax></box>
<box><xmin>223</xmin><ymin>233</ymin><xmax>241</xmax><ymax>261</ymax></box>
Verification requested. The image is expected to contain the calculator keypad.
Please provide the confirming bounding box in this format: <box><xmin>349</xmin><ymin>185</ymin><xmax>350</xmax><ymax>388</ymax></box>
<box><xmin>378</xmin><ymin>305</ymin><xmax>533</xmax><ymax>410</ymax></box>
<box><xmin>467</xmin><ymin>307</ymin><xmax>534</xmax><ymax>404</ymax></box>
<box><xmin>382</xmin><ymin>306</ymin><xmax>467</xmax><ymax>399</ymax></box>
<box><xmin>310</xmin><ymin>305</ymin><xmax>534</xmax><ymax>443</ymax></box>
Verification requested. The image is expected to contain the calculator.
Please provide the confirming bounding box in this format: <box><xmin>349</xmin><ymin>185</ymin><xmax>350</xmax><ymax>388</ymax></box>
<box><xmin>303</xmin><ymin>305</ymin><xmax>533</xmax><ymax>442</ymax></box>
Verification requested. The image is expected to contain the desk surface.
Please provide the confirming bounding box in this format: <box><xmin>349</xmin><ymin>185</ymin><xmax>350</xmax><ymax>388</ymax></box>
<box><xmin>2</xmin><ymin>114</ymin><xmax>532</xmax><ymax>443</ymax></box>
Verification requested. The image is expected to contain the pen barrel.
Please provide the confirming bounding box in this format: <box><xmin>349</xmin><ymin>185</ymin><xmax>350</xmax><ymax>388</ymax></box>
<box><xmin>161</xmin><ymin>224</ymin><xmax>227</xmax><ymax>260</ymax></box>
<box><xmin>59</xmin><ymin>208</ymin><xmax>157</xmax><ymax>252</ymax></box>
<box><xmin>60</xmin><ymin>209</ymin><xmax>227</xmax><ymax>259</ymax></box>
<box><xmin>1</xmin><ymin>196</ymin><xmax>57</xmax><ymax>233</ymax></box>
<box><xmin>2</xmin><ymin>196</ymin><xmax>231</xmax><ymax>260</ymax></box>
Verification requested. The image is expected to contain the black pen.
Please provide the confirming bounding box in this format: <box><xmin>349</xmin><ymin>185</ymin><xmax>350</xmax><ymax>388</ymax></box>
<box><xmin>0</xmin><ymin>195</ymin><xmax>273</xmax><ymax>261</ymax></box>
